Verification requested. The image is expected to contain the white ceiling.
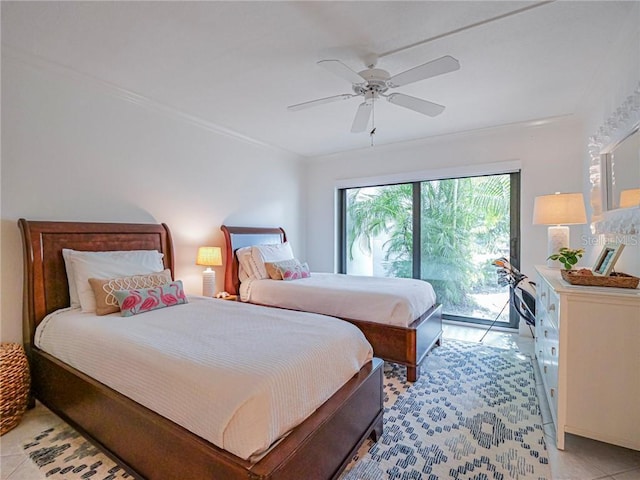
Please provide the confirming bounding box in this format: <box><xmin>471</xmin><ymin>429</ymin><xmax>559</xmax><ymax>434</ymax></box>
<box><xmin>2</xmin><ymin>1</ymin><xmax>638</xmax><ymax>158</ymax></box>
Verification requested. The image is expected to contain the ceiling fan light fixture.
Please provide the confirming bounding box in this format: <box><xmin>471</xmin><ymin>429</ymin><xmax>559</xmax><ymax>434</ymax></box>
<box><xmin>363</xmin><ymin>90</ymin><xmax>378</xmax><ymax>102</ymax></box>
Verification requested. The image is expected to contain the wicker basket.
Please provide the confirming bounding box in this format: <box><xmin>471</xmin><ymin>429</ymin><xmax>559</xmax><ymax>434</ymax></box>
<box><xmin>561</xmin><ymin>270</ymin><xmax>640</xmax><ymax>289</ymax></box>
<box><xmin>0</xmin><ymin>343</ymin><xmax>31</xmax><ymax>435</ymax></box>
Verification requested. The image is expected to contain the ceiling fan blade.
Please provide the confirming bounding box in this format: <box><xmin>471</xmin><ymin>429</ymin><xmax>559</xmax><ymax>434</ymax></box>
<box><xmin>387</xmin><ymin>93</ymin><xmax>445</xmax><ymax>117</ymax></box>
<box><xmin>351</xmin><ymin>102</ymin><xmax>373</xmax><ymax>133</ymax></box>
<box><xmin>318</xmin><ymin>60</ymin><xmax>366</xmax><ymax>84</ymax></box>
<box><xmin>388</xmin><ymin>55</ymin><xmax>460</xmax><ymax>88</ymax></box>
<box><xmin>287</xmin><ymin>94</ymin><xmax>354</xmax><ymax>111</ymax></box>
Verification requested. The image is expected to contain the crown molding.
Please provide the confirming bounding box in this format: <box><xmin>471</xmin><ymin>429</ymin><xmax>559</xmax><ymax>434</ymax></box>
<box><xmin>2</xmin><ymin>45</ymin><xmax>291</xmax><ymax>154</ymax></box>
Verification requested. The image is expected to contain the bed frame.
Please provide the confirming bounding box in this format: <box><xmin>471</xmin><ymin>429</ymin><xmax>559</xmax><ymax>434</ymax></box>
<box><xmin>221</xmin><ymin>225</ymin><xmax>443</xmax><ymax>382</ymax></box>
<box><xmin>19</xmin><ymin>219</ymin><xmax>384</xmax><ymax>480</ymax></box>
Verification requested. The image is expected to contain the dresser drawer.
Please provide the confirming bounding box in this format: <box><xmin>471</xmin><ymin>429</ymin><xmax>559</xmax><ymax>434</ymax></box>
<box><xmin>537</xmin><ymin>280</ymin><xmax>550</xmax><ymax>314</ymax></box>
<box><xmin>544</xmin><ymin>339</ymin><xmax>559</xmax><ymax>382</ymax></box>
<box><xmin>547</xmin><ymin>383</ymin><xmax>558</xmax><ymax>419</ymax></box>
<box><xmin>541</xmin><ymin>345</ymin><xmax>559</xmax><ymax>421</ymax></box>
<box><xmin>537</xmin><ymin>279</ymin><xmax>559</xmax><ymax>325</ymax></box>
<box><xmin>546</xmin><ymin>289</ymin><xmax>560</xmax><ymax>329</ymax></box>
<box><xmin>535</xmin><ymin>332</ymin><xmax>544</xmax><ymax>354</ymax></box>
<box><xmin>540</xmin><ymin>320</ymin><xmax>559</xmax><ymax>349</ymax></box>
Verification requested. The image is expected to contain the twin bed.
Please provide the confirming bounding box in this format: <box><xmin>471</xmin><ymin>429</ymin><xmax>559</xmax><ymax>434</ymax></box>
<box><xmin>221</xmin><ymin>225</ymin><xmax>443</xmax><ymax>382</ymax></box>
<box><xmin>19</xmin><ymin>219</ymin><xmax>384</xmax><ymax>480</ymax></box>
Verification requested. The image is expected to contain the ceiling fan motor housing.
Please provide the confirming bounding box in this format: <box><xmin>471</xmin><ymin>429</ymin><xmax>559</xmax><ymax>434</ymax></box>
<box><xmin>353</xmin><ymin>68</ymin><xmax>391</xmax><ymax>97</ymax></box>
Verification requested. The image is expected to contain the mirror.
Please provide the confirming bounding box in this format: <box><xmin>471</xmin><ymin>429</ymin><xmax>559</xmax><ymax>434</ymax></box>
<box><xmin>589</xmin><ymin>84</ymin><xmax>640</xmax><ymax>235</ymax></box>
<box><xmin>605</xmin><ymin>126</ymin><xmax>639</xmax><ymax>210</ymax></box>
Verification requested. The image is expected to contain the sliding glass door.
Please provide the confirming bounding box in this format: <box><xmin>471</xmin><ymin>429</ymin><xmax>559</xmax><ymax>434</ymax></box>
<box><xmin>340</xmin><ymin>172</ymin><xmax>520</xmax><ymax>327</ymax></box>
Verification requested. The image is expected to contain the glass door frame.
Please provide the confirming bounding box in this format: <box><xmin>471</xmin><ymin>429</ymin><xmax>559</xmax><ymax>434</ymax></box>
<box><xmin>338</xmin><ymin>171</ymin><xmax>521</xmax><ymax>329</ymax></box>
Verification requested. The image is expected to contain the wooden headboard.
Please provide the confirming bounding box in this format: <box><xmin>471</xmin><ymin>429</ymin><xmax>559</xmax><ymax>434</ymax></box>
<box><xmin>220</xmin><ymin>225</ymin><xmax>286</xmax><ymax>295</ymax></box>
<box><xmin>18</xmin><ymin>219</ymin><xmax>174</xmax><ymax>352</ymax></box>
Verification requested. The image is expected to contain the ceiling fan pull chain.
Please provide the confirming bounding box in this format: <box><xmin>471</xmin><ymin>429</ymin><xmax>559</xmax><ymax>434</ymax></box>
<box><xmin>370</xmin><ymin>100</ymin><xmax>376</xmax><ymax>146</ymax></box>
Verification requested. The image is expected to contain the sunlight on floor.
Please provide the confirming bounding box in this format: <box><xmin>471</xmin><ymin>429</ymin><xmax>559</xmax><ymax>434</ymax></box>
<box><xmin>442</xmin><ymin>321</ymin><xmax>534</xmax><ymax>355</ymax></box>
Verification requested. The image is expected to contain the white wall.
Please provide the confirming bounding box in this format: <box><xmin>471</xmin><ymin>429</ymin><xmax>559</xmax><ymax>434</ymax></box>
<box><xmin>304</xmin><ymin>117</ymin><xmax>586</xmax><ymax>284</ymax></box>
<box><xmin>0</xmin><ymin>53</ymin><xmax>305</xmax><ymax>343</ymax></box>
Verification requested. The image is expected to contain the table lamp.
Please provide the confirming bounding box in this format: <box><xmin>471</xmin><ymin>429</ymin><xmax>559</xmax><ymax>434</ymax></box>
<box><xmin>196</xmin><ymin>246</ymin><xmax>222</xmax><ymax>297</ymax></box>
<box><xmin>619</xmin><ymin>188</ymin><xmax>640</xmax><ymax>208</ymax></box>
<box><xmin>533</xmin><ymin>192</ymin><xmax>587</xmax><ymax>267</ymax></box>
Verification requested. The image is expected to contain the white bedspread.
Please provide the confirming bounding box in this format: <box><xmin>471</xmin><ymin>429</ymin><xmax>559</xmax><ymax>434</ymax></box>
<box><xmin>35</xmin><ymin>296</ymin><xmax>372</xmax><ymax>461</ymax></box>
<box><xmin>240</xmin><ymin>273</ymin><xmax>437</xmax><ymax>327</ymax></box>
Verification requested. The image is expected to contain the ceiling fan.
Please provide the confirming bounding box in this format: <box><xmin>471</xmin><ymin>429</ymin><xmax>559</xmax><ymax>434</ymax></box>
<box><xmin>287</xmin><ymin>55</ymin><xmax>460</xmax><ymax>133</ymax></box>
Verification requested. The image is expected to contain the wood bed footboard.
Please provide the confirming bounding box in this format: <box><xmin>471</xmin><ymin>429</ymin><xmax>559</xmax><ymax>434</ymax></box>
<box><xmin>32</xmin><ymin>348</ymin><xmax>383</xmax><ymax>480</ymax></box>
<box><xmin>19</xmin><ymin>219</ymin><xmax>384</xmax><ymax>480</ymax></box>
<box><xmin>342</xmin><ymin>303</ymin><xmax>442</xmax><ymax>382</ymax></box>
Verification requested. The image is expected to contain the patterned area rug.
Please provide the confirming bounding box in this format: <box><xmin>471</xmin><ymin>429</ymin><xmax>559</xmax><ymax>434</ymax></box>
<box><xmin>23</xmin><ymin>340</ymin><xmax>549</xmax><ymax>480</ymax></box>
<box><xmin>23</xmin><ymin>425</ymin><xmax>132</xmax><ymax>479</ymax></box>
<box><xmin>341</xmin><ymin>340</ymin><xmax>550</xmax><ymax>480</ymax></box>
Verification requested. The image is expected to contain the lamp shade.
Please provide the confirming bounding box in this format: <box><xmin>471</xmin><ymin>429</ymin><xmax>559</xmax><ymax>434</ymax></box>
<box><xmin>619</xmin><ymin>188</ymin><xmax>640</xmax><ymax>208</ymax></box>
<box><xmin>533</xmin><ymin>192</ymin><xmax>587</xmax><ymax>225</ymax></box>
<box><xmin>196</xmin><ymin>246</ymin><xmax>222</xmax><ymax>267</ymax></box>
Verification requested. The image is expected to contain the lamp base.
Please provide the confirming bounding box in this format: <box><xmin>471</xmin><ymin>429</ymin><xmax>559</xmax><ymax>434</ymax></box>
<box><xmin>547</xmin><ymin>225</ymin><xmax>569</xmax><ymax>268</ymax></box>
<box><xmin>202</xmin><ymin>269</ymin><xmax>216</xmax><ymax>297</ymax></box>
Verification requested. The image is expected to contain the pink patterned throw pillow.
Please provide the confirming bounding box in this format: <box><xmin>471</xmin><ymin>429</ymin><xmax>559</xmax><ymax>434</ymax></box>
<box><xmin>114</xmin><ymin>281</ymin><xmax>188</xmax><ymax>317</ymax></box>
<box><xmin>265</xmin><ymin>259</ymin><xmax>311</xmax><ymax>281</ymax></box>
<box><xmin>89</xmin><ymin>269</ymin><xmax>172</xmax><ymax>316</ymax></box>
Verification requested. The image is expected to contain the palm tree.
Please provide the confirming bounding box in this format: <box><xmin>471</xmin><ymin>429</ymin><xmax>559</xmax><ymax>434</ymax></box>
<box><xmin>346</xmin><ymin>175</ymin><xmax>511</xmax><ymax>315</ymax></box>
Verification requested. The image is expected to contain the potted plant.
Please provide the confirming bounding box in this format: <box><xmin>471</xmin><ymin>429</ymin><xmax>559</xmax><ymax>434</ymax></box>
<box><xmin>548</xmin><ymin>247</ymin><xmax>584</xmax><ymax>270</ymax></box>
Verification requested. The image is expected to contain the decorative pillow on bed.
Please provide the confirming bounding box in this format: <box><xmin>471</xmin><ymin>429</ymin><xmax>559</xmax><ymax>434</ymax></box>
<box><xmin>236</xmin><ymin>246</ymin><xmax>256</xmax><ymax>282</ymax></box>
<box><xmin>88</xmin><ymin>269</ymin><xmax>173</xmax><ymax>316</ymax></box>
<box><xmin>114</xmin><ymin>281</ymin><xmax>187</xmax><ymax>317</ymax></box>
<box><xmin>250</xmin><ymin>242</ymin><xmax>295</xmax><ymax>279</ymax></box>
<box><xmin>265</xmin><ymin>259</ymin><xmax>310</xmax><ymax>281</ymax></box>
<box><xmin>63</xmin><ymin>249</ymin><xmax>165</xmax><ymax>309</ymax></box>
<box><xmin>69</xmin><ymin>251</ymin><xmax>166</xmax><ymax>313</ymax></box>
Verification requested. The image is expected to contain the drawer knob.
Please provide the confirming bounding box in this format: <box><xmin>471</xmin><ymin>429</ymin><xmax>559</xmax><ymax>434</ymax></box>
<box><xmin>544</xmin><ymin>366</ymin><xmax>548</xmax><ymax>373</ymax></box>
<box><xmin>549</xmin><ymin>304</ymin><xmax>556</xmax><ymax>312</ymax></box>
<box><xmin>550</xmin><ymin>388</ymin><xmax>555</xmax><ymax>398</ymax></box>
<box><xmin>541</xmin><ymin>292</ymin><xmax>546</xmax><ymax>298</ymax></box>
<box><xmin>544</xmin><ymin>330</ymin><xmax>548</xmax><ymax>338</ymax></box>
<box><xmin>551</xmin><ymin>347</ymin><xmax>556</xmax><ymax>355</ymax></box>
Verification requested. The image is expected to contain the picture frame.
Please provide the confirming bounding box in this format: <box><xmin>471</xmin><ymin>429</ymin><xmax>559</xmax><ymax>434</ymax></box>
<box><xmin>592</xmin><ymin>243</ymin><xmax>625</xmax><ymax>276</ymax></box>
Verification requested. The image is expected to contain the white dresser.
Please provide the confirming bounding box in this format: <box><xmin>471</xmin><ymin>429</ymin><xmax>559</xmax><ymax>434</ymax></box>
<box><xmin>534</xmin><ymin>266</ymin><xmax>640</xmax><ymax>450</ymax></box>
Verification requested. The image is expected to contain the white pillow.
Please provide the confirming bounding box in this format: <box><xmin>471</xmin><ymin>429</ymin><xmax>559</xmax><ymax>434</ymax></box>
<box><xmin>236</xmin><ymin>247</ymin><xmax>255</xmax><ymax>282</ymax></box>
<box><xmin>64</xmin><ymin>250</ymin><xmax>165</xmax><ymax>312</ymax></box>
<box><xmin>62</xmin><ymin>249</ymin><xmax>83</xmax><ymax>308</ymax></box>
<box><xmin>250</xmin><ymin>242</ymin><xmax>295</xmax><ymax>280</ymax></box>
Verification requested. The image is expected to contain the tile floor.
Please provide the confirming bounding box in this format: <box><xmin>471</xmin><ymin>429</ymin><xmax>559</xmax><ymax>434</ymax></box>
<box><xmin>1</xmin><ymin>323</ymin><xmax>638</xmax><ymax>479</ymax></box>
